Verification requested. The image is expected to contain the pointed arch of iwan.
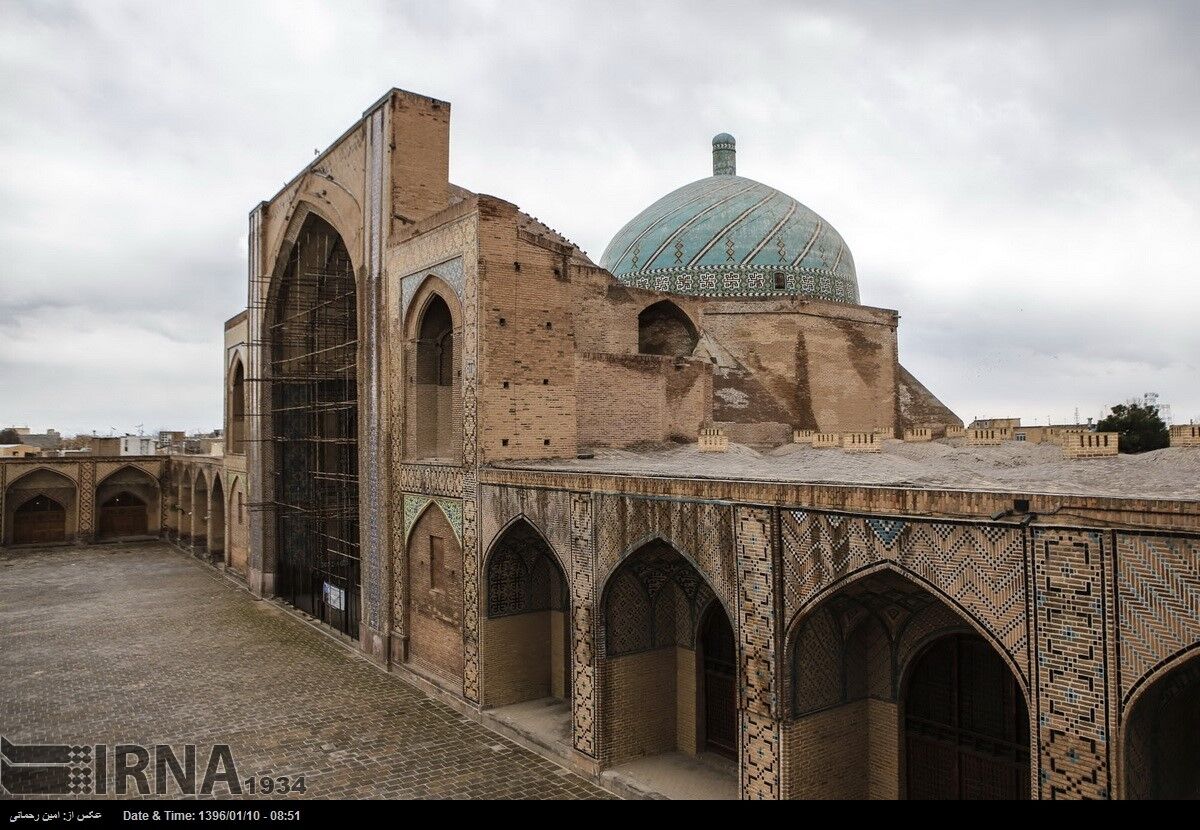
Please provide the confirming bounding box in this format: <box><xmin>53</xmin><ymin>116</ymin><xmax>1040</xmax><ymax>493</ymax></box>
<box><xmin>782</xmin><ymin>561</ymin><xmax>1033</xmax><ymax>800</ymax></box>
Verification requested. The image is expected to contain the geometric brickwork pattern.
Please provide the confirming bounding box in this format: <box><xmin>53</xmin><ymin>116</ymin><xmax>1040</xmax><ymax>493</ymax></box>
<box><xmin>95</xmin><ymin>459</ymin><xmax>164</xmax><ymax>483</ymax></box>
<box><xmin>77</xmin><ymin>460</ymin><xmax>95</xmax><ymax>541</ymax></box>
<box><xmin>1032</xmin><ymin>528</ymin><xmax>1111</xmax><ymax>800</ymax></box>
<box><xmin>459</xmin><ymin>217</ymin><xmax>480</xmax><ymax>703</ymax></box>
<box><xmin>735</xmin><ymin>506</ymin><xmax>781</xmax><ymax>800</ymax></box>
<box><xmin>787</xmin><ymin>575</ymin><xmax>969</xmax><ymax>719</ymax></box>
<box><xmin>485</xmin><ymin>520</ymin><xmax>566</xmax><ymax>617</ymax></box>
<box><xmin>595</xmin><ymin>494</ymin><xmax>735</xmax><ymax>616</ymax></box>
<box><xmin>397</xmin><ymin>463</ymin><xmax>464</xmax><ymax>500</ymax></box>
<box><xmin>781</xmin><ymin>510</ymin><xmax>1029</xmax><ymax>688</ymax></box>
<box><xmin>477</xmin><ymin>486</ymin><xmax>573</xmax><ymax>578</ymax></box>
<box><xmin>361</xmin><ymin>105</ymin><xmax>386</xmax><ymax>635</ymax></box>
<box><xmin>1115</xmin><ymin>532</ymin><xmax>1200</xmax><ymax>705</ymax></box>
<box><xmin>384</xmin><ymin>212</ymin><xmax>478</xmax><ymax>699</ymax></box>
<box><xmin>570</xmin><ymin>492</ymin><xmax>597</xmax><ymax>757</ymax></box>
<box><xmin>601</xmin><ymin>542</ymin><xmax>716</xmax><ymax>657</ymax></box>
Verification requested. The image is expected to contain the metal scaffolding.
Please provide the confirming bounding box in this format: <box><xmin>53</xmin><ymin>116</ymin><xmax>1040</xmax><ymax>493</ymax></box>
<box><xmin>247</xmin><ymin>216</ymin><xmax>361</xmax><ymax>638</ymax></box>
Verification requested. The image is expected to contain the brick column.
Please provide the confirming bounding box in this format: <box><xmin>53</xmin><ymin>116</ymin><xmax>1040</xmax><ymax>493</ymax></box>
<box><xmin>357</xmin><ymin>100</ymin><xmax>390</xmax><ymax>664</ymax></box>
<box><xmin>246</xmin><ymin>201</ymin><xmax>273</xmax><ymax>598</ymax></box>
<box><xmin>570</xmin><ymin>491</ymin><xmax>598</xmax><ymax>757</ymax></box>
<box><xmin>1031</xmin><ymin>528</ymin><xmax>1117</xmax><ymax>799</ymax></box>
<box><xmin>77</xmin><ymin>460</ymin><xmax>96</xmax><ymax>543</ymax></box>
<box><xmin>734</xmin><ymin>504</ymin><xmax>782</xmax><ymax>799</ymax></box>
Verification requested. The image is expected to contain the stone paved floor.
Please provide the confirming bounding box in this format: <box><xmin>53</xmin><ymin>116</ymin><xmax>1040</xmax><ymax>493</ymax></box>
<box><xmin>0</xmin><ymin>542</ymin><xmax>611</xmax><ymax>799</ymax></box>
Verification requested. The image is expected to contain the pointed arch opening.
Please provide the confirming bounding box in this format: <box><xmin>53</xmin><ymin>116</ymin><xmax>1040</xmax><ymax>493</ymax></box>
<box><xmin>4</xmin><ymin>468</ymin><xmax>76</xmax><ymax>546</ymax></box>
<box><xmin>14</xmin><ymin>495</ymin><xmax>67</xmax><ymax>545</ymax></box>
<box><xmin>1124</xmin><ymin>653</ymin><xmax>1200</xmax><ymax>799</ymax></box>
<box><xmin>403</xmin><ymin>501</ymin><xmax>464</xmax><ymax>682</ymax></box>
<box><xmin>178</xmin><ymin>469</ymin><xmax>193</xmax><ymax>543</ymax></box>
<box><xmin>265</xmin><ymin>211</ymin><xmax>360</xmax><ymax>638</ymax></box>
<box><xmin>785</xmin><ymin>568</ymin><xmax>1031</xmax><ymax>800</ymax></box>
<box><xmin>229</xmin><ymin>356</ymin><xmax>246</xmax><ymax>454</ymax></box>
<box><xmin>410</xmin><ymin>292</ymin><xmax>458</xmax><ymax>461</ymax></box>
<box><xmin>96</xmin><ymin>465</ymin><xmax>159</xmax><ymax>540</ymax></box>
<box><xmin>638</xmin><ymin>300</ymin><xmax>698</xmax><ymax>357</ymax></box>
<box><xmin>481</xmin><ymin>518</ymin><xmax>570</xmax><ymax>709</ymax></box>
<box><xmin>191</xmin><ymin>471</ymin><xmax>209</xmax><ymax>554</ymax></box>
<box><xmin>599</xmin><ymin>538</ymin><xmax>737</xmax><ymax>784</ymax></box>
<box><xmin>208</xmin><ymin>474</ymin><xmax>226</xmax><ymax>565</ymax></box>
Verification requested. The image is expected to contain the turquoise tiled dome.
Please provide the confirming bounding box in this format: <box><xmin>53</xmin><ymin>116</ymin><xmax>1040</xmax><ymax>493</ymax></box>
<box><xmin>599</xmin><ymin>134</ymin><xmax>859</xmax><ymax>303</ymax></box>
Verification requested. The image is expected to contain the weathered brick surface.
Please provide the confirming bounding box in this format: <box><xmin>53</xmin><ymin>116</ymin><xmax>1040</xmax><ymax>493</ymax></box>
<box><xmin>0</xmin><ymin>543</ymin><xmax>609</xmax><ymax>800</ymax></box>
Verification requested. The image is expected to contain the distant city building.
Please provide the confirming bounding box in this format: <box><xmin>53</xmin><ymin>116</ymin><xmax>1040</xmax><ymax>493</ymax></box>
<box><xmin>1</xmin><ymin>427</ymin><xmax>61</xmax><ymax>450</ymax></box>
<box><xmin>120</xmin><ymin>436</ymin><xmax>157</xmax><ymax>456</ymax></box>
<box><xmin>0</xmin><ymin>444</ymin><xmax>40</xmax><ymax>458</ymax></box>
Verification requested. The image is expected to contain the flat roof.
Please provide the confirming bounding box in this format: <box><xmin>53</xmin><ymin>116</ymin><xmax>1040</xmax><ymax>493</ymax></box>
<box><xmin>496</xmin><ymin>439</ymin><xmax>1200</xmax><ymax>501</ymax></box>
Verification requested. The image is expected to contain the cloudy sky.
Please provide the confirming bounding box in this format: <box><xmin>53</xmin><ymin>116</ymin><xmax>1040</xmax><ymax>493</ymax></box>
<box><xmin>1</xmin><ymin>0</ymin><xmax>1197</xmax><ymax>435</ymax></box>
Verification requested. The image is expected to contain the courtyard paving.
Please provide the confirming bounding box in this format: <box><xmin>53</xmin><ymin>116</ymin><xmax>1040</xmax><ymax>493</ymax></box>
<box><xmin>0</xmin><ymin>542</ymin><xmax>611</xmax><ymax>799</ymax></box>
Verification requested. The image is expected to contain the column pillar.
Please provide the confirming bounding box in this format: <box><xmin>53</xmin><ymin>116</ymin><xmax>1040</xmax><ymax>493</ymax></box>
<box><xmin>734</xmin><ymin>504</ymin><xmax>783</xmax><ymax>799</ymax></box>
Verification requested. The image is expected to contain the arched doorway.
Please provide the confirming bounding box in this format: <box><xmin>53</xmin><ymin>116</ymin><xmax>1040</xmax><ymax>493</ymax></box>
<box><xmin>191</xmin><ymin>472</ymin><xmax>208</xmax><ymax>554</ymax></box>
<box><xmin>404</xmin><ymin>502</ymin><xmax>464</xmax><ymax>682</ymax></box>
<box><xmin>208</xmin><ymin>475</ymin><xmax>225</xmax><ymax>565</ymax></box>
<box><xmin>13</xmin><ymin>495</ymin><xmax>66</xmax><ymax>544</ymax></box>
<box><xmin>785</xmin><ymin>569</ymin><xmax>1030</xmax><ymax>800</ymax></box>
<box><xmin>96</xmin><ymin>465</ymin><xmax>158</xmax><ymax>540</ymax></box>
<box><xmin>638</xmin><ymin>300</ymin><xmax>698</xmax><ymax>357</ymax></box>
<box><xmin>229</xmin><ymin>358</ymin><xmax>246</xmax><ymax>454</ymax></box>
<box><xmin>98</xmin><ymin>492</ymin><xmax>147</xmax><ymax>539</ymax></box>
<box><xmin>1124</xmin><ymin>655</ymin><xmax>1200</xmax><ymax>799</ymax></box>
<box><xmin>600</xmin><ymin>539</ymin><xmax>735</xmax><ymax>769</ymax></box>
<box><xmin>481</xmin><ymin>519</ymin><xmax>570</xmax><ymax>708</ymax></box>
<box><xmin>179</xmin><ymin>471</ymin><xmax>193</xmax><ymax>544</ymax></box>
<box><xmin>267</xmin><ymin>212</ymin><xmax>360</xmax><ymax>638</ymax></box>
<box><xmin>903</xmin><ymin>633</ymin><xmax>1030</xmax><ymax>800</ymax></box>
<box><xmin>412</xmin><ymin>293</ymin><xmax>455</xmax><ymax>460</ymax></box>
<box><xmin>698</xmin><ymin>602</ymin><xmax>737</xmax><ymax>758</ymax></box>
<box><xmin>4</xmin><ymin>469</ymin><xmax>76</xmax><ymax>546</ymax></box>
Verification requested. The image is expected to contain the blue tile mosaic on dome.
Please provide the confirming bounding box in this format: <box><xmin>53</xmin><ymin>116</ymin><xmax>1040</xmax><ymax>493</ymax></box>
<box><xmin>599</xmin><ymin>135</ymin><xmax>860</xmax><ymax>303</ymax></box>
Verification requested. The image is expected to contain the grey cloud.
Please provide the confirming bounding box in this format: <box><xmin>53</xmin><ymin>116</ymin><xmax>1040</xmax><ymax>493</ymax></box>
<box><xmin>1</xmin><ymin>0</ymin><xmax>1197</xmax><ymax>434</ymax></box>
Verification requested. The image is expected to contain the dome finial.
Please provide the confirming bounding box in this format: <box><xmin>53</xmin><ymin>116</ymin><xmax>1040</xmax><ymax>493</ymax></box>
<box><xmin>712</xmin><ymin>133</ymin><xmax>736</xmax><ymax>175</ymax></box>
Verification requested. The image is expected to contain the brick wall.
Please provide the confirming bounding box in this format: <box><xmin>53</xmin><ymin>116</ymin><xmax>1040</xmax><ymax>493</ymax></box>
<box><xmin>781</xmin><ymin>698</ymin><xmax>899</xmax><ymax>800</ymax></box>
<box><xmin>676</xmin><ymin>647</ymin><xmax>698</xmax><ymax>755</ymax></box>
<box><xmin>227</xmin><ymin>478</ymin><xmax>249</xmax><ymax>575</ymax></box>
<box><xmin>704</xmin><ymin>299</ymin><xmax>898</xmax><ymax>434</ymax></box>
<box><xmin>388</xmin><ymin>92</ymin><xmax>451</xmax><ymax>233</ymax></box>
<box><xmin>784</xmin><ymin>701</ymin><xmax>869</xmax><ymax>798</ymax></box>
<box><xmin>867</xmin><ymin>699</ymin><xmax>900</xmax><ymax>799</ymax></box>
<box><xmin>602</xmin><ymin>648</ymin><xmax>679</xmax><ymax>765</ymax></box>
<box><xmin>477</xmin><ymin>202</ymin><xmax>579</xmax><ymax>462</ymax></box>
<box><xmin>577</xmin><ymin>353</ymin><xmax>711</xmax><ymax>448</ymax></box>
<box><xmin>481</xmin><ymin>611</ymin><xmax>554</xmax><ymax>707</ymax></box>
<box><xmin>405</xmin><ymin>505</ymin><xmax>464</xmax><ymax>682</ymax></box>
<box><xmin>550</xmin><ymin>608</ymin><xmax>568</xmax><ymax>700</ymax></box>
<box><xmin>716</xmin><ymin>421</ymin><xmax>791</xmax><ymax>447</ymax></box>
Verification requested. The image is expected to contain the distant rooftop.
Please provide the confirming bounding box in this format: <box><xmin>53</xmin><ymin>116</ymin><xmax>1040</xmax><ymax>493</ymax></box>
<box><xmin>495</xmin><ymin>439</ymin><xmax>1200</xmax><ymax>501</ymax></box>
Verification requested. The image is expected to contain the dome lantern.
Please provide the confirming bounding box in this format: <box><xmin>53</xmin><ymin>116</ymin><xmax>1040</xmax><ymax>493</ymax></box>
<box><xmin>712</xmin><ymin>133</ymin><xmax>736</xmax><ymax>176</ymax></box>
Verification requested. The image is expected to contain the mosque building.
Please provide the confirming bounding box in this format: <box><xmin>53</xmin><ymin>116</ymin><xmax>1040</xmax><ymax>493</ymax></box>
<box><xmin>2</xmin><ymin>88</ymin><xmax>1197</xmax><ymax>800</ymax></box>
